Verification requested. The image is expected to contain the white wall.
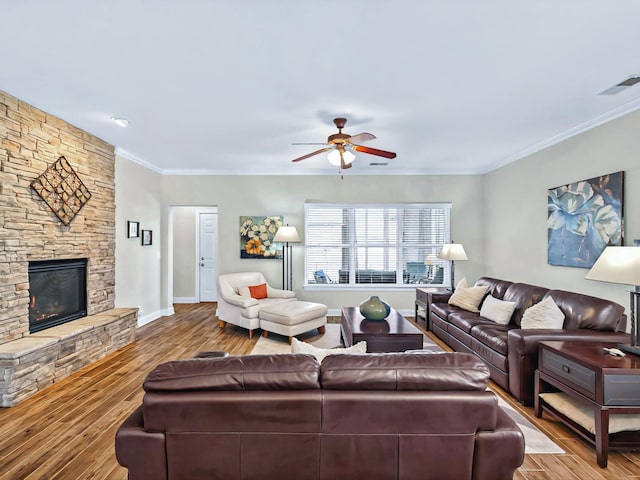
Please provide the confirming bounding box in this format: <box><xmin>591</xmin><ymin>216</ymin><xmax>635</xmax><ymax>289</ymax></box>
<box><xmin>158</xmin><ymin>174</ymin><xmax>484</xmax><ymax>314</ymax></box>
<box><xmin>114</xmin><ymin>156</ymin><xmax>166</xmax><ymax>325</ymax></box>
<box><xmin>484</xmin><ymin>109</ymin><xmax>640</xmax><ymax>313</ymax></box>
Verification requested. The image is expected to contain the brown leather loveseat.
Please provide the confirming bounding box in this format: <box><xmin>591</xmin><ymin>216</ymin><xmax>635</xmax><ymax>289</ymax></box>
<box><xmin>430</xmin><ymin>277</ymin><xmax>629</xmax><ymax>405</ymax></box>
<box><xmin>115</xmin><ymin>352</ymin><xmax>525</xmax><ymax>480</ymax></box>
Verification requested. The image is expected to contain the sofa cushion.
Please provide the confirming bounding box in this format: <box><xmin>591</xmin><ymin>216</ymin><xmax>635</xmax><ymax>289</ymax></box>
<box><xmin>431</xmin><ymin>302</ymin><xmax>461</xmax><ymax>322</ymax></box>
<box><xmin>449</xmin><ymin>284</ymin><xmax>489</xmax><ymax>313</ymax></box>
<box><xmin>520</xmin><ymin>296</ymin><xmax>565</xmax><ymax>329</ymax></box>
<box><xmin>241</xmin><ymin>297</ymin><xmax>295</xmax><ymax>318</ymax></box>
<box><xmin>320</xmin><ymin>352</ymin><xmax>490</xmax><ymax>391</ymax></box>
<box><xmin>448</xmin><ymin>311</ymin><xmax>495</xmax><ymax>334</ymax></box>
<box><xmin>479</xmin><ymin>295</ymin><xmax>516</xmax><ymax>325</ymax></box>
<box><xmin>471</xmin><ymin>325</ymin><xmax>511</xmax><ymax>356</ymax></box>
<box><xmin>143</xmin><ymin>354</ymin><xmax>320</xmax><ymax>392</ymax></box>
<box><xmin>291</xmin><ymin>338</ymin><xmax>367</xmax><ymax>362</ymax></box>
<box><xmin>502</xmin><ymin>283</ymin><xmax>549</xmax><ymax>326</ymax></box>
<box><xmin>475</xmin><ymin>277</ymin><xmax>514</xmax><ymax>300</ymax></box>
<box><xmin>546</xmin><ymin>290</ymin><xmax>625</xmax><ymax>331</ymax></box>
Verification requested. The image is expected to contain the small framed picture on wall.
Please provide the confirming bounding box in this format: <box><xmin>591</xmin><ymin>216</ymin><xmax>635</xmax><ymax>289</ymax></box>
<box><xmin>141</xmin><ymin>230</ymin><xmax>153</xmax><ymax>246</ymax></box>
<box><xmin>127</xmin><ymin>221</ymin><xmax>140</xmax><ymax>238</ymax></box>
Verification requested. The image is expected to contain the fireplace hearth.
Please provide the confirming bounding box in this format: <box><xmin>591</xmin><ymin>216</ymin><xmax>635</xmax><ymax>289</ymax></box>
<box><xmin>28</xmin><ymin>259</ymin><xmax>88</xmax><ymax>333</ymax></box>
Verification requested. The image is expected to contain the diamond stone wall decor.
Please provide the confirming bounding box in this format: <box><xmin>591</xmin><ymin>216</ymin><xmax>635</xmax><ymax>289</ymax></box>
<box><xmin>31</xmin><ymin>156</ymin><xmax>92</xmax><ymax>226</ymax></box>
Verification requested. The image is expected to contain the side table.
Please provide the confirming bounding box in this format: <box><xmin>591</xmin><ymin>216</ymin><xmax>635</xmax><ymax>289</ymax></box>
<box><xmin>534</xmin><ymin>341</ymin><xmax>640</xmax><ymax>467</ymax></box>
<box><xmin>415</xmin><ymin>287</ymin><xmax>450</xmax><ymax>330</ymax></box>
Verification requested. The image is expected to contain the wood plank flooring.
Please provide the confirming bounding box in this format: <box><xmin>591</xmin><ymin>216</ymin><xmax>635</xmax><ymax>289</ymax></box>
<box><xmin>0</xmin><ymin>303</ymin><xmax>638</xmax><ymax>479</ymax></box>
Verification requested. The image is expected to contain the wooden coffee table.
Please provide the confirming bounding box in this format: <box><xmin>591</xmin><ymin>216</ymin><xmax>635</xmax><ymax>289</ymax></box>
<box><xmin>341</xmin><ymin>307</ymin><xmax>424</xmax><ymax>353</ymax></box>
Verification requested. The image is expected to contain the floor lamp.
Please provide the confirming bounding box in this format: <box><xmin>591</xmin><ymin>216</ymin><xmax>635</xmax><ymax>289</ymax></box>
<box><xmin>273</xmin><ymin>225</ymin><xmax>300</xmax><ymax>291</ymax></box>
<box><xmin>585</xmin><ymin>245</ymin><xmax>640</xmax><ymax>356</ymax></box>
<box><xmin>438</xmin><ymin>243</ymin><xmax>468</xmax><ymax>291</ymax></box>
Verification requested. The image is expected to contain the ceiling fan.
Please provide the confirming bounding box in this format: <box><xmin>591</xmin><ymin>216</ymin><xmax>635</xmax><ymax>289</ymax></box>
<box><xmin>291</xmin><ymin>117</ymin><xmax>397</xmax><ymax>172</ymax></box>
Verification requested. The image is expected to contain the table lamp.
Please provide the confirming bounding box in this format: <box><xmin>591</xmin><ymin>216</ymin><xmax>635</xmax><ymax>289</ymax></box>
<box><xmin>438</xmin><ymin>242</ymin><xmax>468</xmax><ymax>291</ymax></box>
<box><xmin>274</xmin><ymin>225</ymin><xmax>301</xmax><ymax>291</ymax></box>
<box><xmin>585</xmin><ymin>246</ymin><xmax>640</xmax><ymax>356</ymax></box>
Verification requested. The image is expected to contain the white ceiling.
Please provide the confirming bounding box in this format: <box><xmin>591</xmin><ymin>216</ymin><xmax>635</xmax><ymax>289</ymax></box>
<box><xmin>2</xmin><ymin>1</ymin><xmax>640</xmax><ymax>176</ymax></box>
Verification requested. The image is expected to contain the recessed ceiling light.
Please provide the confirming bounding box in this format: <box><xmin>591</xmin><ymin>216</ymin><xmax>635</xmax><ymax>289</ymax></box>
<box><xmin>110</xmin><ymin>116</ymin><xmax>129</xmax><ymax>127</ymax></box>
<box><xmin>598</xmin><ymin>75</ymin><xmax>640</xmax><ymax>95</ymax></box>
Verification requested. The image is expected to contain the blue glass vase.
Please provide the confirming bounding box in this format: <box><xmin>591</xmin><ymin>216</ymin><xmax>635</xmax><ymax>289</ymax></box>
<box><xmin>359</xmin><ymin>296</ymin><xmax>391</xmax><ymax>321</ymax></box>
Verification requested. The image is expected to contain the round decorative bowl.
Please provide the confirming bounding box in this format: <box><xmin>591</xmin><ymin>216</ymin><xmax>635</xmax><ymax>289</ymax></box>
<box><xmin>358</xmin><ymin>295</ymin><xmax>391</xmax><ymax>321</ymax></box>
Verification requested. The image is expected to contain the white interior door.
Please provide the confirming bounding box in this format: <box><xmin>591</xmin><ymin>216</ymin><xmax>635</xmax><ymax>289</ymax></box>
<box><xmin>199</xmin><ymin>212</ymin><xmax>218</xmax><ymax>301</ymax></box>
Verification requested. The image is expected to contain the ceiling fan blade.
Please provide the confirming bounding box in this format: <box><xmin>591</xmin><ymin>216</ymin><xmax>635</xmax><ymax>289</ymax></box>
<box><xmin>351</xmin><ymin>144</ymin><xmax>397</xmax><ymax>159</ymax></box>
<box><xmin>339</xmin><ymin>150</ymin><xmax>352</xmax><ymax>170</ymax></box>
<box><xmin>291</xmin><ymin>147</ymin><xmax>332</xmax><ymax>162</ymax></box>
<box><xmin>347</xmin><ymin>133</ymin><xmax>376</xmax><ymax>144</ymax></box>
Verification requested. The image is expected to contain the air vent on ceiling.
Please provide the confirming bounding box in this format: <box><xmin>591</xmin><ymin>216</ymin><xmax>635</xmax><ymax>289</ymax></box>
<box><xmin>369</xmin><ymin>162</ymin><xmax>388</xmax><ymax>166</ymax></box>
<box><xmin>598</xmin><ymin>75</ymin><xmax>640</xmax><ymax>95</ymax></box>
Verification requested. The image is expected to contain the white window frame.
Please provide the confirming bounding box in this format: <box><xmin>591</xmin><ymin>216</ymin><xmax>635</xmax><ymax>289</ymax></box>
<box><xmin>303</xmin><ymin>203</ymin><xmax>452</xmax><ymax>290</ymax></box>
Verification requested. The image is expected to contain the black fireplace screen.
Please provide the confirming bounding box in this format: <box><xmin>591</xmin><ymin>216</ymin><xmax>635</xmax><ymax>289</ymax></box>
<box><xmin>28</xmin><ymin>259</ymin><xmax>87</xmax><ymax>333</ymax></box>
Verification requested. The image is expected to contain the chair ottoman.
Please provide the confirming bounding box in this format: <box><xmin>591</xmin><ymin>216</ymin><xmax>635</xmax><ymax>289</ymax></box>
<box><xmin>259</xmin><ymin>301</ymin><xmax>328</xmax><ymax>343</ymax></box>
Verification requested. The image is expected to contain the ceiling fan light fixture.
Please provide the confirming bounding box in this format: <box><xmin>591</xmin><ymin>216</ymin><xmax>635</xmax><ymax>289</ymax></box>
<box><xmin>327</xmin><ymin>149</ymin><xmax>355</xmax><ymax>166</ymax></box>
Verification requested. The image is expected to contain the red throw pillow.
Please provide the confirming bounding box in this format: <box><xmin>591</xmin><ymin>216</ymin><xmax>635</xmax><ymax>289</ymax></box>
<box><xmin>248</xmin><ymin>283</ymin><xmax>268</xmax><ymax>299</ymax></box>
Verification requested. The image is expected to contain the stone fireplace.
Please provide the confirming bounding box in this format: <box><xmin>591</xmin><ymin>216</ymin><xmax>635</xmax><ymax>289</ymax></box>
<box><xmin>0</xmin><ymin>90</ymin><xmax>136</xmax><ymax>406</ymax></box>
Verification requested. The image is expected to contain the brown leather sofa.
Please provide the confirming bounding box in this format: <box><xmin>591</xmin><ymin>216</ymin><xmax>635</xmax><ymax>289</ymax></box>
<box><xmin>115</xmin><ymin>353</ymin><xmax>525</xmax><ymax>480</ymax></box>
<box><xmin>429</xmin><ymin>277</ymin><xmax>629</xmax><ymax>405</ymax></box>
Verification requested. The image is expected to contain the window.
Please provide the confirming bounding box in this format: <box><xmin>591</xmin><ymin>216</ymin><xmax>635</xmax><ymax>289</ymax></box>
<box><xmin>304</xmin><ymin>203</ymin><xmax>451</xmax><ymax>288</ymax></box>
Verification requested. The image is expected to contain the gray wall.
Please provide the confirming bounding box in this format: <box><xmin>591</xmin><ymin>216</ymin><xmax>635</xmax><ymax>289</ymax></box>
<box><xmin>483</xmin><ymin>109</ymin><xmax>640</xmax><ymax>311</ymax></box>
<box><xmin>172</xmin><ymin>206</ymin><xmax>198</xmax><ymax>300</ymax></box>
<box><xmin>159</xmin><ymin>174</ymin><xmax>484</xmax><ymax>313</ymax></box>
<box><xmin>113</xmin><ymin>109</ymin><xmax>640</xmax><ymax>324</ymax></box>
<box><xmin>114</xmin><ymin>156</ymin><xmax>165</xmax><ymax>325</ymax></box>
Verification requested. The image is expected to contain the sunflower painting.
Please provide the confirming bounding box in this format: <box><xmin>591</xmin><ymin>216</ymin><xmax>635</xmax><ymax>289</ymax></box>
<box><xmin>240</xmin><ymin>216</ymin><xmax>284</xmax><ymax>259</ymax></box>
<box><xmin>548</xmin><ymin>171</ymin><xmax>623</xmax><ymax>268</ymax></box>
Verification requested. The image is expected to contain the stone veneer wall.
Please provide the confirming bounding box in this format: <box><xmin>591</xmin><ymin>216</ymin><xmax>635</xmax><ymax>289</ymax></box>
<box><xmin>0</xmin><ymin>89</ymin><xmax>116</xmax><ymax>344</ymax></box>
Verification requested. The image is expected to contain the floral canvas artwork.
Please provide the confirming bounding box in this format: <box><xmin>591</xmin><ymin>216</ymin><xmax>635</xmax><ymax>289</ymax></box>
<box><xmin>548</xmin><ymin>171</ymin><xmax>623</xmax><ymax>268</ymax></box>
<box><xmin>240</xmin><ymin>216</ymin><xmax>283</xmax><ymax>259</ymax></box>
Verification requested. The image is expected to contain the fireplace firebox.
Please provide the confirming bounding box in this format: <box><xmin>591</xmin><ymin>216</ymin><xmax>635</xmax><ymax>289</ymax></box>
<box><xmin>28</xmin><ymin>258</ymin><xmax>88</xmax><ymax>333</ymax></box>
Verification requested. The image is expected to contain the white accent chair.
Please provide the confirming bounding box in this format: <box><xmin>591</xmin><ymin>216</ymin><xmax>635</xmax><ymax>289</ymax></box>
<box><xmin>216</xmin><ymin>272</ymin><xmax>296</xmax><ymax>338</ymax></box>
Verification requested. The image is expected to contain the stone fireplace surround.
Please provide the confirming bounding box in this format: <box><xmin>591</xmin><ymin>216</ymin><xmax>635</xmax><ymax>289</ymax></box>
<box><xmin>0</xmin><ymin>90</ymin><xmax>137</xmax><ymax>406</ymax></box>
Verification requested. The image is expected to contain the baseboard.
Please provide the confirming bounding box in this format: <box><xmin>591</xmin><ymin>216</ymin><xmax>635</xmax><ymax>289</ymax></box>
<box><xmin>137</xmin><ymin>306</ymin><xmax>175</xmax><ymax>327</ymax></box>
<box><xmin>173</xmin><ymin>297</ymin><xmax>198</xmax><ymax>304</ymax></box>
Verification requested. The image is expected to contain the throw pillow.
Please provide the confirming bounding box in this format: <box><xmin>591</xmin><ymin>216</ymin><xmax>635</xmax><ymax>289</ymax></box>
<box><xmin>520</xmin><ymin>296</ymin><xmax>565</xmax><ymax>329</ymax></box>
<box><xmin>448</xmin><ymin>284</ymin><xmax>489</xmax><ymax>313</ymax></box>
<box><xmin>248</xmin><ymin>283</ymin><xmax>268</xmax><ymax>299</ymax></box>
<box><xmin>238</xmin><ymin>283</ymin><xmax>268</xmax><ymax>299</ymax></box>
<box><xmin>291</xmin><ymin>338</ymin><xmax>367</xmax><ymax>363</ymax></box>
<box><xmin>479</xmin><ymin>295</ymin><xmax>517</xmax><ymax>325</ymax></box>
<box><xmin>456</xmin><ymin>277</ymin><xmax>469</xmax><ymax>289</ymax></box>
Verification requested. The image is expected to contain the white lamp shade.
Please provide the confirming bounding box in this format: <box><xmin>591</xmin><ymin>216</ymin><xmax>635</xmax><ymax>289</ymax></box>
<box><xmin>438</xmin><ymin>243</ymin><xmax>468</xmax><ymax>261</ymax></box>
<box><xmin>273</xmin><ymin>225</ymin><xmax>301</xmax><ymax>243</ymax></box>
<box><xmin>585</xmin><ymin>246</ymin><xmax>640</xmax><ymax>286</ymax></box>
<box><xmin>424</xmin><ymin>253</ymin><xmax>438</xmax><ymax>265</ymax></box>
<box><xmin>327</xmin><ymin>149</ymin><xmax>355</xmax><ymax>166</ymax></box>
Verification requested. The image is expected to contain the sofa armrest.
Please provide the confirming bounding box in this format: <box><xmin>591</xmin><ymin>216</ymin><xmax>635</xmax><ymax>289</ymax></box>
<box><xmin>222</xmin><ymin>293</ymin><xmax>259</xmax><ymax>308</ymax></box>
<box><xmin>472</xmin><ymin>406</ymin><xmax>525</xmax><ymax>479</ymax></box>
<box><xmin>115</xmin><ymin>406</ymin><xmax>167</xmax><ymax>480</ymax></box>
<box><xmin>507</xmin><ymin>328</ymin><xmax>631</xmax><ymax>356</ymax></box>
<box><xmin>267</xmin><ymin>286</ymin><xmax>296</xmax><ymax>299</ymax></box>
<box><xmin>430</xmin><ymin>292</ymin><xmax>453</xmax><ymax>304</ymax></box>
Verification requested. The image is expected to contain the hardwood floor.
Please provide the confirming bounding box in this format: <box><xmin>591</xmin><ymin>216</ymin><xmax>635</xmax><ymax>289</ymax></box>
<box><xmin>0</xmin><ymin>303</ymin><xmax>638</xmax><ymax>479</ymax></box>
